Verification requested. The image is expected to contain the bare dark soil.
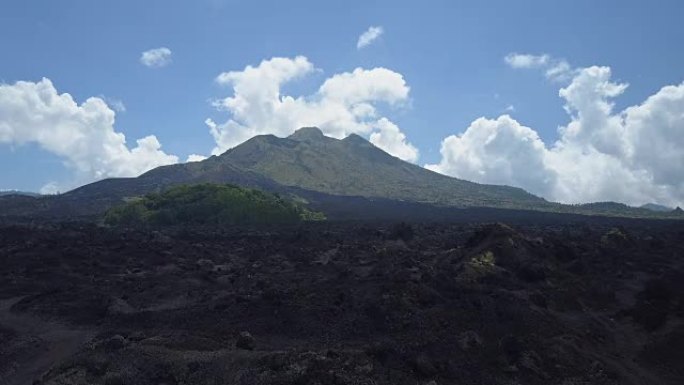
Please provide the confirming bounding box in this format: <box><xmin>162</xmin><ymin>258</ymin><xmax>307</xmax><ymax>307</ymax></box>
<box><xmin>1</xmin><ymin>220</ymin><xmax>683</xmax><ymax>385</ymax></box>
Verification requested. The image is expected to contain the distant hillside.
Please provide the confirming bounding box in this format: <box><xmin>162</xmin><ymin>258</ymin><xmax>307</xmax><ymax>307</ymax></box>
<box><xmin>104</xmin><ymin>184</ymin><xmax>325</xmax><ymax>226</ymax></box>
<box><xmin>640</xmin><ymin>203</ymin><xmax>673</xmax><ymax>212</ymax></box>
<box><xmin>0</xmin><ymin>190</ymin><xmax>41</xmax><ymax>198</ymax></box>
<box><xmin>558</xmin><ymin>201</ymin><xmax>682</xmax><ymax>219</ymax></box>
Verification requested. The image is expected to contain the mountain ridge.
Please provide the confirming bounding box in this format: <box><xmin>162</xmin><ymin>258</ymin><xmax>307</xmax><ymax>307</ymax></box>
<box><xmin>213</xmin><ymin>127</ymin><xmax>546</xmax><ymax>209</ymax></box>
<box><xmin>640</xmin><ymin>203</ymin><xmax>673</xmax><ymax>212</ymax></box>
<box><xmin>0</xmin><ymin>190</ymin><xmax>42</xmax><ymax>198</ymax></box>
<box><xmin>1</xmin><ymin>127</ymin><xmax>682</xmax><ymax>220</ymax></box>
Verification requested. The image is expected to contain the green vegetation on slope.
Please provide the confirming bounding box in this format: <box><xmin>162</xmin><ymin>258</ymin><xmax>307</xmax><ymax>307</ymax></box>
<box><xmin>104</xmin><ymin>184</ymin><xmax>325</xmax><ymax>226</ymax></box>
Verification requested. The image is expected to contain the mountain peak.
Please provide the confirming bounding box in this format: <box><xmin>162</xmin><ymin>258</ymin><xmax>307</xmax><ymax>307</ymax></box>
<box><xmin>641</xmin><ymin>203</ymin><xmax>673</xmax><ymax>212</ymax></box>
<box><xmin>289</xmin><ymin>127</ymin><xmax>325</xmax><ymax>142</ymax></box>
<box><xmin>343</xmin><ymin>133</ymin><xmax>369</xmax><ymax>144</ymax></box>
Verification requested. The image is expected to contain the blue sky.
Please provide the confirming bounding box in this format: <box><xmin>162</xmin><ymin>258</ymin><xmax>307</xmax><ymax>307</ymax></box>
<box><xmin>1</xmin><ymin>0</ymin><xmax>683</xmax><ymax>206</ymax></box>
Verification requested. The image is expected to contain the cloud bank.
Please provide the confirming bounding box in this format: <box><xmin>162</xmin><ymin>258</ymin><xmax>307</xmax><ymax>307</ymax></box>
<box><xmin>0</xmin><ymin>78</ymin><xmax>178</xmax><ymax>191</ymax></box>
<box><xmin>206</xmin><ymin>56</ymin><xmax>418</xmax><ymax>161</ymax></box>
<box><xmin>140</xmin><ymin>47</ymin><xmax>173</xmax><ymax>68</ymax></box>
<box><xmin>357</xmin><ymin>26</ymin><xmax>384</xmax><ymax>49</ymax></box>
<box><xmin>428</xmin><ymin>56</ymin><xmax>684</xmax><ymax>207</ymax></box>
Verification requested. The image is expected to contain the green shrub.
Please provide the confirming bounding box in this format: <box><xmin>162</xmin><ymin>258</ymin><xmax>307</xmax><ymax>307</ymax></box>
<box><xmin>104</xmin><ymin>184</ymin><xmax>325</xmax><ymax>226</ymax></box>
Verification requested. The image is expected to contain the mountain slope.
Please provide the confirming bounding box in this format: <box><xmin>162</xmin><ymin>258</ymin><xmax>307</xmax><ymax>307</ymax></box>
<box><xmin>216</xmin><ymin>127</ymin><xmax>547</xmax><ymax>209</ymax></box>
<box><xmin>104</xmin><ymin>126</ymin><xmax>546</xmax><ymax>211</ymax></box>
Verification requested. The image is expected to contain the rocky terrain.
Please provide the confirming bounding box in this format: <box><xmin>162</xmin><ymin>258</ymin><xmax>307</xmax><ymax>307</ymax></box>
<box><xmin>1</xmin><ymin>219</ymin><xmax>683</xmax><ymax>385</ymax></box>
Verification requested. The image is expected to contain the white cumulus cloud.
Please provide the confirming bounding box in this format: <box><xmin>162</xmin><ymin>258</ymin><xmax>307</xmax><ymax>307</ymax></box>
<box><xmin>140</xmin><ymin>47</ymin><xmax>173</xmax><ymax>68</ymax></box>
<box><xmin>504</xmin><ymin>53</ymin><xmax>550</xmax><ymax>69</ymax></box>
<box><xmin>426</xmin><ymin>115</ymin><xmax>556</xmax><ymax>197</ymax></box>
<box><xmin>186</xmin><ymin>154</ymin><xmax>207</xmax><ymax>162</ymax></box>
<box><xmin>369</xmin><ymin>118</ymin><xmax>419</xmax><ymax>162</ymax></box>
<box><xmin>505</xmin><ymin>53</ymin><xmax>573</xmax><ymax>82</ymax></box>
<box><xmin>101</xmin><ymin>96</ymin><xmax>126</xmax><ymax>112</ymax></box>
<box><xmin>428</xmin><ymin>59</ymin><xmax>684</xmax><ymax>207</ymax></box>
<box><xmin>206</xmin><ymin>56</ymin><xmax>417</xmax><ymax>161</ymax></box>
<box><xmin>39</xmin><ymin>182</ymin><xmax>61</xmax><ymax>195</ymax></box>
<box><xmin>357</xmin><ymin>26</ymin><xmax>384</xmax><ymax>49</ymax></box>
<box><xmin>0</xmin><ymin>78</ymin><xmax>178</xmax><ymax>189</ymax></box>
